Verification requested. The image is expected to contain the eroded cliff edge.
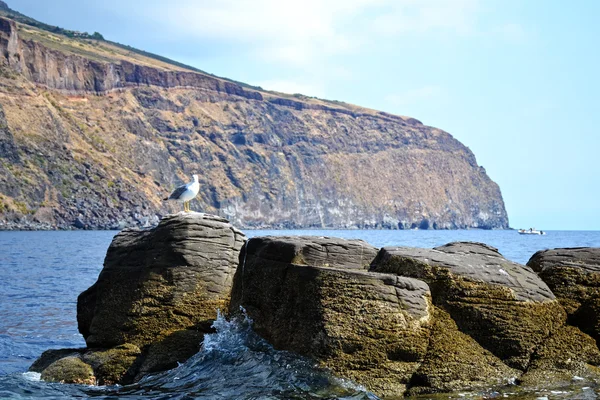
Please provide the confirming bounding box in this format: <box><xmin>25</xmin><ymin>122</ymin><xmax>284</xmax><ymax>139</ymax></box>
<box><xmin>0</xmin><ymin>16</ymin><xmax>508</xmax><ymax>230</ymax></box>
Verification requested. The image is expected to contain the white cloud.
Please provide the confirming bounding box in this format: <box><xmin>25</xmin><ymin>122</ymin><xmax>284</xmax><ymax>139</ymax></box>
<box><xmin>117</xmin><ymin>0</ymin><xmax>527</xmax><ymax>99</ymax></box>
<box><xmin>139</xmin><ymin>0</ymin><xmax>487</xmax><ymax>68</ymax></box>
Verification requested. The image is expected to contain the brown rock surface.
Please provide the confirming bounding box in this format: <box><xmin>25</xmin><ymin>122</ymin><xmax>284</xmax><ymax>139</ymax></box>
<box><xmin>0</xmin><ymin>14</ymin><xmax>508</xmax><ymax>230</ymax></box>
<box><xmin>370</xmin><ymin>242</ymin><xmax>564</xmax><ymax>370</ymax></box>
<box><xmin>230</xmin><ymin>236</ymin><xmax>432</xmax><ymax>397</ymax></box>
<box><xmin>528</xmin><ymin>247</ymin><xmax>600</xmax><ymax>344</ymax></box>
<box><xmin>79</xmin><ymin>212</ymin><xmax>245</xmax><ymax>348</ymax></box>
<box><xmin>81</xmin><ymin>344</ymin><xmax>142</xmax><ymax>385</ymax></box>
<box><xmin>31</xmin><ymin>213</ymin><xmax>244</xmax><ymax>386</ymax></box>
<box><xmin>407</xmin><ymin>307</ymin><xmax>518</xmax><ymax>395</ymax></box>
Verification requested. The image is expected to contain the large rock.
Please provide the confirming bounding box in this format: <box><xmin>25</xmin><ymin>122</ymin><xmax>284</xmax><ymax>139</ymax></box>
<box><xmin>78</xmin><ymin>212</ymin><xmax>245</xmax><ymax>348</ymax></box>
<box><xmin>229</xmin><ymin>236</ymin><xmax>431</xmax><ymax>397</ymax></box>
<box><xmin>370</xmin><ymin>242</ymin><xmax>564</xmax><ymax>370</ymax></box>
<box><xmin>32</xmin><ymin>213</ymin><xmax>245</xmax><ymax>384</ymax></box>
<box><xmin>528</xmin><ymin>248</ymin><xmax>600</xmax><ymax>343</ymax></box>
<box><xmin>40</xmin><ymin>356</ymin><xmax>95</xmax><ymax>385</ymax></box>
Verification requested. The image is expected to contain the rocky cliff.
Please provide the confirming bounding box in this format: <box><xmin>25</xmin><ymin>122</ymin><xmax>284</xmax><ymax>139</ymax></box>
<box><xmin>0</xmin><ymin>15</ymin><xmax>508</xmax><ymax>230</ymax></box>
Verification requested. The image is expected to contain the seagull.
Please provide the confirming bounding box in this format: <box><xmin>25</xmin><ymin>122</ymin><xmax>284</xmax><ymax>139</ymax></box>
<box><xmin>164</xmin><ymin>174</ymin><xmax>200</xmax><ymax>212</ymax></box>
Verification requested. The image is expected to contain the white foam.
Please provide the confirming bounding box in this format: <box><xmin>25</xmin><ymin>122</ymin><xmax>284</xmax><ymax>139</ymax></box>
<box><xmin>22</xmin><ymin>371</ymin><xmax>41</xmax><ymax>381</ymax></box>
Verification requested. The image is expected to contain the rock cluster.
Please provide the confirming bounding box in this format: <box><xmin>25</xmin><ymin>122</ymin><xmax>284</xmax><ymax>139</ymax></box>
<box><xmin>30</xmin><ymin>214</ymin><xmax>600</xmax><ymax>398</ymax></box>
<box><xmin>230</xmin><ymin>239</ymin><xmax>600</xmax><ymax>396</ymax></box>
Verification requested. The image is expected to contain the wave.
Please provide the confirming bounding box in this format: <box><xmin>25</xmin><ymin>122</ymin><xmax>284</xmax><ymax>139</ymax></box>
<box><xmin>0</xmin><ymin>310</ymin><xmax>378</xmax><ymax>399</ymax></box>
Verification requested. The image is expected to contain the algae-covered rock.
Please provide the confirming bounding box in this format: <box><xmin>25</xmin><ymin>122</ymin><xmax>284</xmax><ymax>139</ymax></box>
<box><xmin>82</xmin><ymin>344</ymin><xmax>142</xmax><ymax>385</ymax></box>
<box><xmin>528</xmin><ymin>247</ymin><xmax>600</xmax><ymax>343</ymax></box>
<box><xmin>136</xmin><ymin>329</ymin><xmax>203</xmax><ymax>380</ymax></box>
<box><xmin>29</xmin><ymin>348</ymin><xmax>86</xmax><ymax>373</ymax></box>
<box><xmin>78</xmin><ymin>212</ymin><xmax>245</xmax><ymax>348</ymax></box>
<box><xmin>520</xmin><ymin>325</ymin><xmax>600</xmax><ymax>386</ymax></box>
<box><xmin>370</xmin><ymin>242</ymin><xmax>564</xmax><ymax>370</ymax></box>
<box><xmin>230</xmin><ymin>236</ymin><xmax>431</xmax><ymax>398</ymax></box>
<box><xmin>408</xmin><ymin>307</ymin><xmax>519</xmax><ymax>395</ymax></box>
<box><xmin>40</xmin><ymin>356</ymin><xmax>95</xmax><ymax>385</ymax></box>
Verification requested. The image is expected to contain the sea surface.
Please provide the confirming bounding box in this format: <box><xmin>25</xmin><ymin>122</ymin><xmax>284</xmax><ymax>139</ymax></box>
<box><xmin>1</xmin><ymin>229</ymin><xmax>599</xmax><ymax>399</ymax></box>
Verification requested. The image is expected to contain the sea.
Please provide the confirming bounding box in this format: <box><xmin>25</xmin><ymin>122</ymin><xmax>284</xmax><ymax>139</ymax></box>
<box><xmin>1</xmin><ymin>229</ymin><xmax>600</xmax><ymax>400</ymax></box>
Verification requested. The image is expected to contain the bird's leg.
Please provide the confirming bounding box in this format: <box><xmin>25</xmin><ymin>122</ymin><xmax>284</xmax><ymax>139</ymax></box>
<box><xmin>184</xmin><ymin>201</ymin><xmax>189</xmax><ymax>212</ymax></box>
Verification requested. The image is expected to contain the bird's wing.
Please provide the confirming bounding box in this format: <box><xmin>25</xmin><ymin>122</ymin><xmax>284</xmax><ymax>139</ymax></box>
<box><xmin>168</xmin><ymin>184</ymin><xmax>189</xmax><ymax>200</ymax></box>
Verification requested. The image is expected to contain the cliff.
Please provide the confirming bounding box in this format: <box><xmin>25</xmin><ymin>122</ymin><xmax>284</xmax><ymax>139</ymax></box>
<box><xmin>0</xmin><ymin>15</ymin><xmax>509</xmax><ymax>230</ymax></box>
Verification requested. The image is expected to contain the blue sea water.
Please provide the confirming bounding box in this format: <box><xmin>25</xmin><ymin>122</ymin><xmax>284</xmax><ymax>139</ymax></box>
<box><xmin>0</xmin><ymin>229</ymin><xmax>599</xmax><ymax>399</ymax></box>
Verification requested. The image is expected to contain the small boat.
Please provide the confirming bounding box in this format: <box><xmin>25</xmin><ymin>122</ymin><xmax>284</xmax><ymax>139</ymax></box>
<box><xmin>518</xmin><ymin>228</ymin><xmax>546</xmax><ymax>235</ymax></box>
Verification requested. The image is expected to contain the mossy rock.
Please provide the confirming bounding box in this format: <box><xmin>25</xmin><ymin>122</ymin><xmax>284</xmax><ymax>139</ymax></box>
<box><xmin>408</xmin><ymin>307</ymin><xmax>518</xmax><ymax>395</ymax></box>
<box><xmin>29</xmin><ymin>348</ymin><xmax>86</xmax><ymax>373</ymax></box>
<box><xmin>82</xmin><ymin>343</ymin><xmax>142</xmax><ymax>385</ymax></box>
<box><xmin>136</xmin><ymin>329</ymin><xmax>204</xmax><ymax>380</ymax></box>
<box><xmin>78</xmin><ymin>213</ymin><xmax>246</xmax><ymax>348</ymax></box>
<box><xmin>520</xmin><ymin>325</ymin><xmax>600</xmax><ymax>387</ymax></box>
<box><xmin>40</xmin><ymin>356</ymin><xmax>95</xmax><ymax>385</ymax></box>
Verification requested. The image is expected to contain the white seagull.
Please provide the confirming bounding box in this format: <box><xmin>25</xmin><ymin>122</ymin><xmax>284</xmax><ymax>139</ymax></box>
<box><xmin>165</xmin><ymin>174</ymin><xmax>200</xmax><ymax>212</ymax></box>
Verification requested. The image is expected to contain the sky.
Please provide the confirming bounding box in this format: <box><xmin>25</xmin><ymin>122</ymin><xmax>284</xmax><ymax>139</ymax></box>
<box><xmin>11</xmin><ymin>0</ymin><xmax>600</xmax><ymax>230</ymax></box>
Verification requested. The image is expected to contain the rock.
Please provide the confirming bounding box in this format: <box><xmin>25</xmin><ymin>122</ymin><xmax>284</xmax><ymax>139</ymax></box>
<box><xmin>73</xmin><ymin>217</ymin><xmax>85</xmax><ymax>229</ymax></box>
<box><xmin>33</xmin><ymin>212</ymin><xmax>244</xmax><ymax>385</ymax></box>
<box><xmin>81</xmin><ymin>344</ymin><xmax>142</xmax><ymax>385</ymax></box>
<box><xmin>370</xmin><ymin>242</ymin><xmax>564</xmax><ymax>370</ymax></box>
<box><xmin>79</xmin><ymin>212</ymin><xmax>245</xmax><ymax>348</ymax></box>
<box><xmin>135</xmin><ymin>329</ymin><xmax>203</xmax><ymax>380</ymax></box>
<box><xmin>40</xmin><ymin>356</ymin><xmax>95</xmax><ymax>385</ymax></box>
<box><xmin>407</xmin><ymin>307</ymin><xmax>518</xmax><ymax>395</ymax></box>
<box><xmin>230</xmin><ymin>236</ymin><xmax>431</xmax><ymax>398</ymax></box>
<box><xmin>519</xmin><ymin>325</ymin><xmax>600</xmax><ymax>386</ymax></box>
<box><xmin>30</xmin><ymin>348</ymin><xmax>86</xmax><ymax>373</ymax></box>
<box><xmin>236</xmin><ymin>236</ymin><xmax>378</xmax><ymax>270</ymax></box>
<box><xmin>528</xmin><ymin>248</ymin><xmax>600</xmax><ymax>343</ymax></box>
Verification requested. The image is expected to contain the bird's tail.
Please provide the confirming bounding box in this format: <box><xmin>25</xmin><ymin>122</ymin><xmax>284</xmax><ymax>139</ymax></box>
<box><xmin>163</xmin><ymin>196</ymin><xmax>169</xmax><ymax>201</ymax></box>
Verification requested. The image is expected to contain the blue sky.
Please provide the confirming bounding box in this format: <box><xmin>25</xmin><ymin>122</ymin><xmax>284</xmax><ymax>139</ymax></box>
<box><xmin>11</xmin><ymin>0</ymin><xmax>600</xmax><ymax>230</ymax></box>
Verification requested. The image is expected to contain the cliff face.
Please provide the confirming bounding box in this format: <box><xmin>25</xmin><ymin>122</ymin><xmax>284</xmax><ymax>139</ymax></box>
<box><xmin>0</xmin><ymin>17</ymin><xmax>509</xmax><ymax>230</ymax></box>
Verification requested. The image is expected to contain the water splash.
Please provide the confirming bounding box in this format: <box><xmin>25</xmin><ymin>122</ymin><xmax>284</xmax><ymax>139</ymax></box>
<box><xmin>118</xmin><ymin>311</ymin><xmax>379</xmax><ymax>399</ymax></box>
